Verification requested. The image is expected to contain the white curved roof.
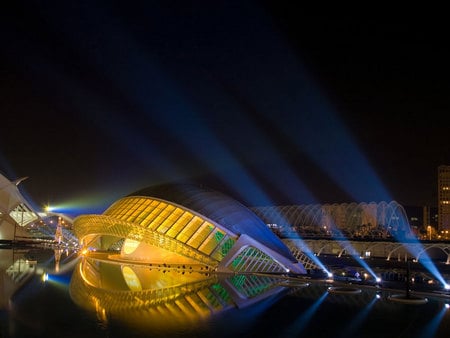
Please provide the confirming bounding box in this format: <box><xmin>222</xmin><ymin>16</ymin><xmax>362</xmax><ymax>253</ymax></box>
<box><xmin>0</xmin><ymin>172</ymin><xmax>39</xmax><ymax>239</ymax></box>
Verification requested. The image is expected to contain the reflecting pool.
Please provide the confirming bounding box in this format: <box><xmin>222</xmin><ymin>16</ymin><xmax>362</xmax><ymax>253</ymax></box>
<box><xmin>1</xmin><ymin>247</ymin><xmax>450</xmax><ymax>337</ymax></box>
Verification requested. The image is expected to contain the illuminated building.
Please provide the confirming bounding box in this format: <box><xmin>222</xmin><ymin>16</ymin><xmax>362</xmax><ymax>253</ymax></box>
<box><xmin>0</xmin><ymin>173</ymin><xmax>40</xmax><ymax>241</ymax></box>
<box><xmin>252</xmin><ymin>201</ymin><xmax>411</xmax><ymax>239</ymax></box>
<box><xmin>73</xmin><ymin>183</ymin><xmax>307</xmax><ymax>274</ymax></box>
<box><xmin>438</xmin><ymin>165</ymin><xmax>450</xmax><ymax>231</ymax></box>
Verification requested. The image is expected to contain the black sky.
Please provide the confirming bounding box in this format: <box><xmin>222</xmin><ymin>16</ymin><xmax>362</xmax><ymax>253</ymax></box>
<box><xmin>265</xmin><ymin>10</ymin><xmax>450</xmax><ymax>205</ymax></box>
<box><xmin>1</xmin><ymin>2</ymin><xmax>449</xmax><ymax>215</ymax></box>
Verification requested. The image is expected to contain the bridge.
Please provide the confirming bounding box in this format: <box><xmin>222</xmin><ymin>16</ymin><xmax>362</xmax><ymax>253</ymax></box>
<box><xmin>283</xmin><ymin>237</ymin><xmax>450</xmax><ymax>264</ymax></box>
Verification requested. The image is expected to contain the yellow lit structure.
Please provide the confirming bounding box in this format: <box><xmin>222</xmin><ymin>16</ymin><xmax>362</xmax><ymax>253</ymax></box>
<box><xmin>74</xmin><ymin>183</ymin><xmax>306</xmax><ymax>274</ymax></box>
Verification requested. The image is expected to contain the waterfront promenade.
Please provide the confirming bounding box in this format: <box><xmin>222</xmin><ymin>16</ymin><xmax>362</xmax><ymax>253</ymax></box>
<box><xmin>283</xmin><ymin>237</ymin><xmax>450</xmax><ymax>263</ymax></box>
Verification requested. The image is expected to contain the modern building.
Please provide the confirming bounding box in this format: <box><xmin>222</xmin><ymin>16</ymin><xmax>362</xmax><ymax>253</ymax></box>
<box><xmin>0</xmin><ymin>172</ymin><xmax>40</xmax><ymax>241</ymax></box>
<box><xmin>438</xmin><ymin>165</ymin><xmax>450</xmax><ymax>231</ymax></box>
<box><xmin>73</xmin><ymin>183</ymin><xmax>307</xmax><ymax>274</ymax></box>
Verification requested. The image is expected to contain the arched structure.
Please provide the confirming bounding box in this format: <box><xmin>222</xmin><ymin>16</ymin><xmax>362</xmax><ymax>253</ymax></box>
<box><xmin>251</xmin><ymin>201</ymin><xmax>411</xmax><ymax>239</ymax></box>
<box><xmin>0</xmin><ymin>173</ymin><xmax>40</xmax><ymax>241</ymax></box>
<box><xmin>74</xmin><ymin>183</ymin><xmax>307</xmax><ymax>274</ymax></box>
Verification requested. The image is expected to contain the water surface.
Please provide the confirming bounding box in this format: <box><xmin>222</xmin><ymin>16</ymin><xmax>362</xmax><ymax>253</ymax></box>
<box><xmin>1</xmin><ymin>247</ymin><xmax>450</xmax><ymax>338</ymax></box>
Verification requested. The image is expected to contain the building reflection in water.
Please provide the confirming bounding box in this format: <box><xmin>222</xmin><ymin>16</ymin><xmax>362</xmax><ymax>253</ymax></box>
<box><xmin>0</xmin><ymin>249</ymin><xmax>37</xmax><ymax>310</ymax></box>
<box><xmin>69</xmin><ymin>256</ymin><xmax>290</xmax><ymax>333</ymax></box>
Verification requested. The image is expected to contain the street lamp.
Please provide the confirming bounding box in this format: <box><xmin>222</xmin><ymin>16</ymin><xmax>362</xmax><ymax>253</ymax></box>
<box><xmin>427</xmin><ymin>225</ymin><xmax>432</xmax><ymax>240</ymax></box>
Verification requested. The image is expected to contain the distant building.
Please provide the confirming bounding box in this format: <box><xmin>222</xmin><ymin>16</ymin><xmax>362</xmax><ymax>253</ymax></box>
<box><xmin>401</xmin><ymin>205</ymin><xmax>437</xmax><ymax>239</ymax></box>
<box><xmin>438</xmin><ymin>165</ymin><xmax>450</xmax><ymax>231</ymax></box>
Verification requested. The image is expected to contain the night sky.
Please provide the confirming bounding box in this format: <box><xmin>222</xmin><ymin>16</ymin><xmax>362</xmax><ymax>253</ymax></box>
<box><xmin>1</xmin><ymin>2</ymin><xmax>449</xmax><ymax>216</ymax></box>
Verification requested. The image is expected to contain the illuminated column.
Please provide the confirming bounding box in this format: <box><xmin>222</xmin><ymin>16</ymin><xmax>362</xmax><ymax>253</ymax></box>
<box><xmin>423</xmin><ymin>205</ymin><xmax>430</xmax><ymax>235</ymax></box>
<box><xmin>55</xmin><ymin>216</ymin><xmax>63</xmax><ymax>245</ymax></box>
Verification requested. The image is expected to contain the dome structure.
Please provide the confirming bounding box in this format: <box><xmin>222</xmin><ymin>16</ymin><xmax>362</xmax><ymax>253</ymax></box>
<box><xmin>74</xmin><ymin>183</ymin><xmax>306</xmax><ymax>274</ymax></box>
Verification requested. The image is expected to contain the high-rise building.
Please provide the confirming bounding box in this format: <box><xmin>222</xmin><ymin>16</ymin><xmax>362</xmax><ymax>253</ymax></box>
<box><xmin>437</xmin><ymin>165</ymin><xmax>450</xmax><ymax>231</ymax></box>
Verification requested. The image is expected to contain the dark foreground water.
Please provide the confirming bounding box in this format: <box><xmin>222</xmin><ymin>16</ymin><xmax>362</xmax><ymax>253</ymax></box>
<box><xmin>1</xmin><ymin>247</ymin><xmax>450</xmax><ymax>338</ymax></box>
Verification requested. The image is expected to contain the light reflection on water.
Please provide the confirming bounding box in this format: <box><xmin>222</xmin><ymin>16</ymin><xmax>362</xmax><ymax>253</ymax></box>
<box><xmin>69</xmin><ymin>254</ymin><xmax>291</xmax><ymax>335</ymax></box>
<box><xmin>2</xmin><ymin>247</ymin><xmax>450</xmax><ymax>338</ymax></box>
